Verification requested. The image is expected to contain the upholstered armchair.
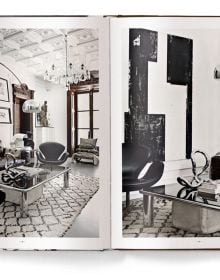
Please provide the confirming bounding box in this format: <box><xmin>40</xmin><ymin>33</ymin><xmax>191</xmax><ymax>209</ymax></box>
<box><xmin>73</xmin><ymin>138</ymin><xmax>99</xmax><ymax>165</ymax></box>
<box><xmin>36</xmin><ymin>142</ymin><xmax>69</xmax><ymax>165</ymax></box>
<box><xmin>122</xmin><ymin>143</ymin><xmax>164</xmax><ymax>207</ymax></box>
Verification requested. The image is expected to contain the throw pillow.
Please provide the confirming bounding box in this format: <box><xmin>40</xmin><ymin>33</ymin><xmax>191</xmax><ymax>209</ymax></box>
<box><xmin>80</xmin><ymin>138</ymin><xmax>97</xmax><ymax>148</ymax></box>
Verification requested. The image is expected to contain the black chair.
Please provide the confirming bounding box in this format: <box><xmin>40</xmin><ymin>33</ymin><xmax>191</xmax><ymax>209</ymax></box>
<box><xmin>36</xmin><ymin>142</ymin><xmax>69</xmax><ymax>165</ymax></box>
<box><xmin>0</xmin><ymin>191</ymin><xmax>5</xmax><ymax>205</ymax></box>
<box><xmin>122</xmin><ymin>143</ymin><xmax>164</xmax><ymax>207</ymax></box>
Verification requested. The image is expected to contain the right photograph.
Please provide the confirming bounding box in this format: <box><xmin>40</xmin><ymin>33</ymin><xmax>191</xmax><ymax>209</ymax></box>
<box><xmin>122</xmin><ymin>19</ymin><xmax>220</xmax><ymax>238</ymax></box>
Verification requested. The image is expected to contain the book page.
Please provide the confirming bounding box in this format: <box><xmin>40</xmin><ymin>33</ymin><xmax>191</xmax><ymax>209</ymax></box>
<box><xmin>111</xmin><ymin>16</ymin><xmax>220</xmax><ymax>249</ymax></box>
<box><xmin>0</xmin><ymin>16</ymin><xmax>110</xmax><ymax>250</ymax></box>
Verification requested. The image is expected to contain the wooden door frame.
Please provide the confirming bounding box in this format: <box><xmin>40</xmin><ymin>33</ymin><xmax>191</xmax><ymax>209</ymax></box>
<box><xmin>67</xmin><ymin>82</ymin><xmax>99</xmax><ymax>156</ymax></box>
<box><xmin>12</xmin><ymin>84</ymin><xmax>34</xmax><ymax>135</ymax></box>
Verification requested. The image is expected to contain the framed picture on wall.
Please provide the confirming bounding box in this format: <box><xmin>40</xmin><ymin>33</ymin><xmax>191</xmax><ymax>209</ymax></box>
<box><xmin>0</xmin><ymin>78</ymin><xmax>9</xmax><ymax>102</ymax></box>
<box><xmin>0</xmin><ymin>107</ymin><xmax>11</xmax><ymax>124</ymax></box>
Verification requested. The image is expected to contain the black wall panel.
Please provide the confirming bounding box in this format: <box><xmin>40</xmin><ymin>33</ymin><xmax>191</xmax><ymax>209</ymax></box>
<box><xmin>167</xmin><ymin>35</ymin><xmax>192</xmax><ymax>85</ymax></box>
<box><xmin>167</xmin><ymin>34</ymin><xmax>193</xmax><ymax>159</ymax></box>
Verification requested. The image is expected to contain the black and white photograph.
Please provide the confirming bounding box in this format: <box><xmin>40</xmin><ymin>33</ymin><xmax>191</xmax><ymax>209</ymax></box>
<box><xmin>2</xmin><ymin>1</ymin><xmax>220</xmax><ymax>278</ymax></box>
<box><xmin>0</xmin><ymin>26</ymin><xmax>102</xmax><ymax>239</ymax></box>
<box><xmin>111</xmin><ymin>17</ymin><xmax>220</xmax><ymax>241</ymax></box>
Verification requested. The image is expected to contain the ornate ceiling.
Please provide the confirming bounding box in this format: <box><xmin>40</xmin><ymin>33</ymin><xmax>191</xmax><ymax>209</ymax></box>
<box><xmin>0</xmin><ymin>28</ymin><xmax>99</xmax><ymax>81</ymax></box>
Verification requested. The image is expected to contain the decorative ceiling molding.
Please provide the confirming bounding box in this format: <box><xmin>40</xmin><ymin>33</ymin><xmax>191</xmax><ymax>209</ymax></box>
<box><xmin>0</xmin><ymin>28</ymin><xmax>99</xmax><ymax>81</ymax></box>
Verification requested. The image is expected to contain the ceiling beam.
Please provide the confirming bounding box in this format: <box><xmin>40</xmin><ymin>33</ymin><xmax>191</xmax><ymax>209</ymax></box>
<box><xmin>16</xmin><ymin>50</ymin><xmax>49</xmax><ymax>62</ymax></box>
<box><xmin>4</xmin><ymin>30</ymin><xmax>23</xmax><ymax>40</ymax></box>
<box><xmin>42</xmin><ymin>34</ymin><xmax>63</xmax><ymax>43</ymax></box>
<box><xmin>1</xmin><ymin>41</ymin><xmax>38</xmax><ymax>55</ymax></box>
<box><xmin>77</xmin><ymin>38</ymin><xmax>98</xmax><ymax>46</ymax></box>
<box><xmin>15</xmin><ymin>46</ymin><xmax>64</xmax><ymax>62</ymax></box>
<box><xmin>67</xmin><ymin>28</ymin><xmax>83</xmax><ymax>35</ymax></box>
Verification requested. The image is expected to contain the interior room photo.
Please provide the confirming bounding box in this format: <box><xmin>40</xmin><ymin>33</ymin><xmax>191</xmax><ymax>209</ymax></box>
<box><xmin>121</xmin><ymin>19</ymin><xmax>220</xmax><ymax>238</ymax></box>
<box><xmin>0</xmin><ymin>28</ymin><xmax>100</xmax><ymax>238</ymax></box>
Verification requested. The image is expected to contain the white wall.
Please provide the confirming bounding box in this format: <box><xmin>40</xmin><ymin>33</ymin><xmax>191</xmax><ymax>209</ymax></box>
<box><xmin>34</xmin><ymin>79</ymin><xmax>67</xmax><ymax>146</ymax></box>
<box><xmin>0</xmin><ymin>64</ymin><xmax>14</xmax><ymax>147</ymax></box>
<box><xmin>0</xmin><ymin>56</ymin><xmax>67</xmax><ymax>148</ymax></box>
<box><xmin>122</xmin><ymin>26</ymin><xmax>220</xmax><ymax>162</ymax></box>
<box><xmin>0</xmin><ymin>56</ymin><xmax>36</xmax><ymax>147</ymax></box>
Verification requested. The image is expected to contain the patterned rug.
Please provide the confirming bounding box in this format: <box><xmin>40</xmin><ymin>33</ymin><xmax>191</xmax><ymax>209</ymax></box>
<box><xmin>0</xmin><ymin>174</ymin><xmax>99</xmax><ymax>237</ymax></box>
<box><xmin>123</xmin><ymin>198</ymin><xmax>220</xmax><ymax>238</ymax></box>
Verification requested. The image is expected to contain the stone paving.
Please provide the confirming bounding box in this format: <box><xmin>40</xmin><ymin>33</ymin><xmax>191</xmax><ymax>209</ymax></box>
<box><xmin>0</xmin><ymin>174</ymin><xmax>99</xmax><ymax>237</ymax></box>
<box><xmin>122</xmin><ymin>198</ymin><xmax>220</xmax><ymax>238</ymax></box>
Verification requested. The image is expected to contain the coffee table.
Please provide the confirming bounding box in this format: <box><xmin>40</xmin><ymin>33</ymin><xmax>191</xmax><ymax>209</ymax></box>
<box><xmin>140</xmin><ymin>178</ymin><xmax>220</xmax><ymax>233</ymax></box>
<box><xmin>0</xmin><ymin>160</ymin><xmax>71</xmax><ymax>217</ymax></box>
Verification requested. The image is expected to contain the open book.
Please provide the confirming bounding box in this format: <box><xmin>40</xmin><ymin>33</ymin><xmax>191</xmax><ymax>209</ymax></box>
<box><xmin>0</xmin><ymin>16</ymin><xmax>220</xmax><ymax>250</ymax></box>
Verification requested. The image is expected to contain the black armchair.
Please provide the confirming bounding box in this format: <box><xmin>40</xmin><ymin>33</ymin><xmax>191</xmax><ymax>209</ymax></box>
<box><xmin>0</xmin><ymin>191</ymin><xmax>5</xmax><ymax>205</ymax></box>
<box><xmin>36</xmin><ymin>142</ymin><xmax>69</xmax><ymax>165</ymax></box>
<box><xmin>122</xmin><ymin>143</ymin><xmax>164</xmax><ymax>207</ymax></box>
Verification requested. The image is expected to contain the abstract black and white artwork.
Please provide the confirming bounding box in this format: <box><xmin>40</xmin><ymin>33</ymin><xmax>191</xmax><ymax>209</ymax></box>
<box><xmin>167</xmin><ymin>34</ymin><xmax>193</xmax><ymax>159</ymax></box>
<box><xmin>125</xmin><ymin>112</ymin><xmax>165</xmax><ymax>161</ymax></box>
<box><xmin>129</xmin><ymin>29</ymin><xmax>157</xmax><ymax>114</ymax></box>
<box><xmin>125</xmin><ymin>28</ymin><xmax>165</xmax><ymax>161</ymax></box>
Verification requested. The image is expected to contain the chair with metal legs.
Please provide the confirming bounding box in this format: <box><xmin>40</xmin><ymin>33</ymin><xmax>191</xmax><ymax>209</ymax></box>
<box><xmin>36</xmin><ymin>142</ymin><xmax>69</xmax><ymax>165</ymax></box>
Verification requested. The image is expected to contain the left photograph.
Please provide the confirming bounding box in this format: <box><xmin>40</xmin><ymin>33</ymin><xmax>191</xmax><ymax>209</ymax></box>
<box><xmin>0</xmin><ymin>28</ymin><xmax>100</xmax><ymax>238</ymax></box>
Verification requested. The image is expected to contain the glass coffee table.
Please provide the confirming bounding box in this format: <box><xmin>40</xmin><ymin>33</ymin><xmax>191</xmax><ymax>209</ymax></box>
<box><xmin>0</xmin><ymin>160</ymin><xmax>71</xmax><ymax>217</ymax></box>
<box><xmin>140</xmin><ymin>177</ymin><xmax>220</xmax><ymax>233</ymax></box>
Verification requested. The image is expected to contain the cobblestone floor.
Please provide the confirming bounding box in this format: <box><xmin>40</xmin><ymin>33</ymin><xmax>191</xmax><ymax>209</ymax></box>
<box><xmin>122</xmin><ymin>198</ymin><xmax>220</xmax><ymax>238</ymax></box>
<box><xmin>0</xmin><ymin>174</ymin><xmax>99</xmax><ymax>237</ymax></box>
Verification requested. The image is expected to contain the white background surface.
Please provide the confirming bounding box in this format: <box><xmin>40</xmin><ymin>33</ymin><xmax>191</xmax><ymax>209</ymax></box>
<box><xmin>1</xmin><ymin>1</ymin><xmax>220</xmax><ymax>280</ymax></box>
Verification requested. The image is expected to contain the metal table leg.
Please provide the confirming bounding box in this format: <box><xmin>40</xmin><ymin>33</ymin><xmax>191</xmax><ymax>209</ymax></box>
<box><xmin>143</xmin><ymin>194</ymin><xmax>154</xmax><ymax>227</ymax></box>
<box><xmin>21</xmin><ymin>192</ymin><xmax>28</xmax><ymax>217</ymax></box>
<box><xmin>126</xmin><ymin>192</ymin><xmax>130</xmax><ymax>208</ymax></box>
<box><xmin>64</xmin><ymin>170</ymin><xmax>69</xmax><ymax>188</ymax></box>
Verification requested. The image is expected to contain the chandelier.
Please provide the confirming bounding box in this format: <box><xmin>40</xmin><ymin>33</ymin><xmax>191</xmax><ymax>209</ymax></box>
<box><xmin>44</xmin><ymin>34</ymin><xmax>91</xmax><ymax>86</ymax></box>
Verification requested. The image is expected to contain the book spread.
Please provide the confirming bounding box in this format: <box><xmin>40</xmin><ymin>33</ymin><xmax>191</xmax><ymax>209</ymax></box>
<box><xmin>1</xmin><ymin>16</ymin><xmax>220</xmax><ymax>250</ymax></box>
